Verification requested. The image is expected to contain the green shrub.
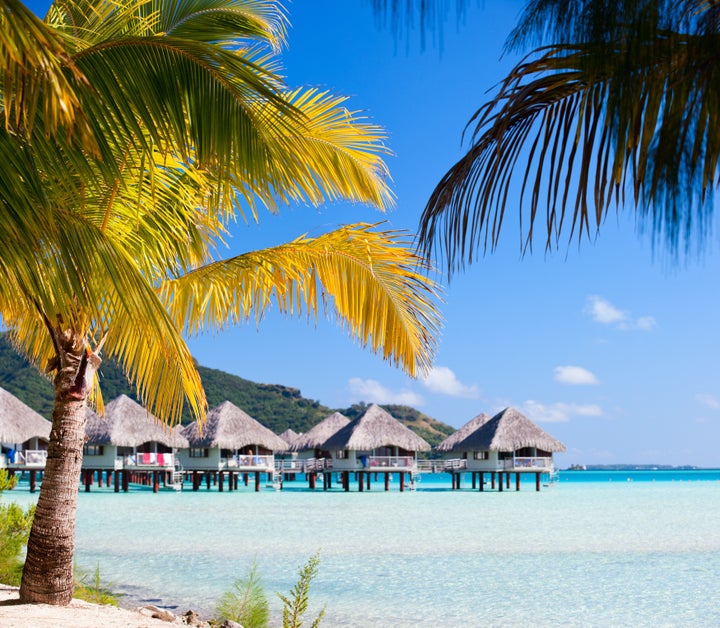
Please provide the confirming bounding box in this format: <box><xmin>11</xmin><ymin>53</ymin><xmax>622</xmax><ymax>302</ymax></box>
<box><xmin>0</xmin><ymin>470</ymin><xmax>35</xmax><ymax>585</ymax></box>
<box><xmin>215</xmin><ymin>560</ymin><xmax>269</xmax><ymax>628</ymax></box>
<box><xmin>277</xmin><ymin>552</ymin><xmax>325</xmax><ymax>628</ymax></box>
<box><xmin>74</xmin><ymin>562</ymin><xmax>120</xmax><ymax>606</ymax></box>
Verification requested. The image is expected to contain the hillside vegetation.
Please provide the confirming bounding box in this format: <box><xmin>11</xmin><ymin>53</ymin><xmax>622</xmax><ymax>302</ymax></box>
<box><xmin>0</xmin><ymin>334</ymin><xmax>454</xmax><ymax>448</ymax></box>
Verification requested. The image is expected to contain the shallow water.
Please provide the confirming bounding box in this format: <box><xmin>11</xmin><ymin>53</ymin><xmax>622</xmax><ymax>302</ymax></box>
<box><xmin>6</xmin><ymin>471</ymin><xmax>720</xmax><ymax>627</ymax></box>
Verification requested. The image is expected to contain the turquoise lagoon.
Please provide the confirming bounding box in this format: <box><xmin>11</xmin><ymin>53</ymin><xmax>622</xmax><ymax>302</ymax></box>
<box><xmin>6</xmin><ymin>470</ymin><xmax>720</xmax><ymax>627</ymax></box>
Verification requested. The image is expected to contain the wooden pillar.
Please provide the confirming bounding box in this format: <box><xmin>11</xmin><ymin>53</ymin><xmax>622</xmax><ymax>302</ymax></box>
<box><xmin>479</xmin><ymin>471</ymin><xmax>484</xmax><ymax>491</ymax></box>
<box><xmin>228</xmin><ymin>472</ymin><xmax>234</xmax><ymax>491</ymax></box>
<box><xmin>84</xmin><ymin>469</ymin><xmax>92</xmax><ymax>492</ymax></box>
<box><xmin>206</xmin><ymin>472</ymin><xmax>212</xmax><ymax>490</ymax></box>
<box><xmin>244</xmin><ymin>473</ymin><xmax>249</xmax><ymax>486</ymax></box>
<box><xmin>343</xmin><ymin>471</ymin><xmax>349</xmax><ymax>492</ymax></box>
<box><xmin>399</xmin><ymin>472</ymin><xmax>405</xmax><ymax>492</ymax></box>
<box><xmin>114</xmin><ymin>470</ymin><xmax>120</xmax><ymax>493</ymax></box>
<box><xmin>536</xmin><ymin>472</ymin><xmax>541</xmax><ymax>492</ymax></box>
<box><xmin>254</xmin><ymin>471</ymin><xmax>260</xmax><ymax>492</ymax></box>
<box><xmin>234</xmin><ymin>474</ymin><xmax>239</xmax><ymax>490</ymax></box>
<box><xmin>498</xmin><ymin>472</ymin><xmax>504</xmax><ymax>492</ymax></box>
<box><xmin>218</xmin><ymin>471</ymin><xmax>224</xmax><ymax>492</ymax></box>
<box><xmin>491</xmin><ymin>472</ymin><xmax>496</xmax><ymax>490</ymax></box>
<box><xmin>97</xmin><ymin>471</ymin><xmax>103</xmax><ymax>488</ymax></box>
<box><xmin>122</xmin><ymin>470</ymin><xmax>129</xmax><ymax>492</ymax></box>
<box><xmin>472</xmin><ymin>473</ymin><xmax>477</xmax><ymax>490</ymax></box>
<box><xmin>506</xmin><ymin>473</ymin><xmax>511</xmax><ymax>489</ymax></box>
<box><xmin>516</xmin><ymin>472</ymin><xmax>521</xmax><ymax>491</ymax></box>
<box><xmin>153</xmin><ymin>471</ymin><xmax>159</xmax><ymax>493</ymax></box>
<box><xmin>358</xmin><ymin>471</ymin><xmax>364</xmax><ymax>492</ymax></box>
<box><xmin>107</xmin><ymin>470</ymin><xmax>113</xmax><ymax>487</ymax></box>
<box><xmin>29</xmin><ymin>470</ymin><xmax>37</xmax><ymax>493</ymax></box>
<box><xmin>309</xmin><ymin>472</ymin><xmax>316</xmax><ymax>490</ymax></box>
<box><xmin>366</xmin><ymin>472</ymin><xmax>371</xmax><ymax>491</ymax></box>
<box><xmin>384</xmin><ymin>473</ymin><xmax>390</xmax><ymax>491</ymax></box>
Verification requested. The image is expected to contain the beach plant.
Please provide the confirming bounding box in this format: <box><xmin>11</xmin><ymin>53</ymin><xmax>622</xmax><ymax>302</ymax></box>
<box><xmin>73</xmin><ymin>562</ymin><xmax>119</xmax><ymax>607</ymax></box>
<box><xmin>1</xmin><ymin>0</ymin><xmax>440</xmax><ymax>607</ymax></box>
<box><xmin>215</xmin><ymin>560</ymin><xmax>269</xmax><ymax>628</ymax></box>
<box><xmin>277</xmin><ymin>552</ymin><xmax>326</xmax><ymax>628</ymax></box>
<box><xmin>0</xmin><ymin>470</ymin><xmax>35</xmax><ymax>586</ymax></box>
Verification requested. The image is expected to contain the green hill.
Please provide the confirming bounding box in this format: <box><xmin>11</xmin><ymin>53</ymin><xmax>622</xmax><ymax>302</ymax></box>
<box><xmin>0</xmin><ymin>333</ymin><xmax>454</xmax><ymax>449</ymax></box>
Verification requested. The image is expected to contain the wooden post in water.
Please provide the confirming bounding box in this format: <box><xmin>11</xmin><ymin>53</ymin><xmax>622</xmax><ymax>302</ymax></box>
<box><xmin>309</xmin><ymin>472</ymin><xmax>316</xmax><ymax>489</ymax></box>
<box><xmin>491</xmin><ymin>472</ymin><xmax>496</xmax><ymax>490</ymax></box>
<box><xmin>384</xmin><ymin>473</ymin><xmax>390</xmax><ymax>491</ymax></box>
<box><xmin>399</xmin><ymin>472</ymin><xmax>405</xmax><ymax>492</ymax></box>
<box><xmin>254</xmin><ymin>471</ymin><xmax>260</xmax><ymax>492</ymax></box>
<box><xmin>343</xmin><ymin>471</ymin><xmax>349</xmax><ymax>492</ymax></box>
<box><xmin>218</xmin><ymin>471</ymin><xmax>224</xmax><ymax>492</ymax></box>
<box><xmin>29</xmin><ymin>470</ymin><xmax>37</xmax><ymax>493</ymax></box>
<box><xmin>536</xmin><ymin>472</ymin><xmax>541</xmax><ymax>492</ymax></box>
<box><xmin>479</xmin><ymin>471</ymin><xmax>484</xmax><ymax>491</ymax></box>
<box><xmin>516</xmin><ymin>472</ymin><xmax>521</xmax><ymax>491</ymax></box>
<box><xmin>506</xmin><ymin>473</ymin><xmax>511</xmax><ymax>489</ymax></box>
<box><xmin>114</xmin><ymin>470</ymin><xmax>120</xmax><ymax>493</ymax></box>
<box><xmin>153</xmin><ymin>471</ymin><xmax>159</xmax><ymax>493</ymax></box>
<box><xmin>206</xmin><ymin>472</ymin><xmax>212</xmax><ymax>490</ymax></box>
<box><xmin>97</xmin><ymin>471</ymin><xmax>103</xmax><ymax>488</ymax></box>
<box><xmin>498</xmin><ymin>472</ymin><xmax>504</xmax><ymax>492</ymax></box>
<box><xmin>122</xmin><ymin>470</ymin><xmax>129</xmax><ymax>492</ymax></box>
<box><xmin>366</xmin><ymin>473</ymin><xmax>371</xmax><ymax>491</ymax></box>
<box><xmin>84</xmin><ymin>470</ymin><xmax>92</xmax><ymax>492</ymax></box>
<box><xmin>472</xmin><ymin>473</ymin><xmax>476</xmax><ymax>490</ymax></box>
<box><xmin>358</xmin><ymin>471</ymin><xmax>364</xmax><ymax>492</ymax></box>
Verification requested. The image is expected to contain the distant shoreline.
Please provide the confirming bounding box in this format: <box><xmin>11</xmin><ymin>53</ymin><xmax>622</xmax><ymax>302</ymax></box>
<box><xmin>565</xmin><ymin>464</ymin><xmax>706</xmax><ymax>471</ymax></box>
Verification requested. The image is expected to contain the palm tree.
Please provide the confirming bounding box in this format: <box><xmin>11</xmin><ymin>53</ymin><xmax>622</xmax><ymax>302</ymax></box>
<box><xmin>373</xmin><ymin>1</ymin><xmax>720</xmax><ymax>272</ymax></box>
<box><xmin>1</xmin><ymin>0</ymin><xmax>440</xmax><ymax>604</ymax></box>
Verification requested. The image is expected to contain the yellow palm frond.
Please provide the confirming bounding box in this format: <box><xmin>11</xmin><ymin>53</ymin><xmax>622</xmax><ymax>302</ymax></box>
<box><xmin>161</xmin><ymin>224</ymin><xmax>441</xmax><ymax>377</ymax></box>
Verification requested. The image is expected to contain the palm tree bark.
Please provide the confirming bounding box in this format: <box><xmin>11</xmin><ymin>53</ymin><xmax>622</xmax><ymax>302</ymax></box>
<box><xmin>19</xmin><ymin>327</ymin><xmax>101</xmax><ymax>604</ymax></box>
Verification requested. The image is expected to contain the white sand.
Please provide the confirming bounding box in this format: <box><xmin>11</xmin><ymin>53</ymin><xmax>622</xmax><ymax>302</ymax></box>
<box><xmin>0</xmin><ymin>584</ymin><xmax>187</xmax><ymax>627</ymax></box>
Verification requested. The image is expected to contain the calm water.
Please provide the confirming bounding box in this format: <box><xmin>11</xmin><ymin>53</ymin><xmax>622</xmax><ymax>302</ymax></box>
<box><xmin>5</xmin><ymin>470</ymin><xmax>720</xmax><ymax>627</ymax></box>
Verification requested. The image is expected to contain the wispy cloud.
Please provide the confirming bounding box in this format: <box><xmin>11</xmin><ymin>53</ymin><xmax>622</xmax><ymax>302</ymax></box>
<box><xmin>554</xmin><ymin>366</ymin><xmax>599</xmax><ymax>385</ymax></box>
<box><xmin>523</xmin><ymin>400</ymin><xmax>603</xmax><ymax>423</ymax></box>
<box><xmin>585</xmin><ymin>295</ymin><xmax>656</xmax><ymax>331</ymax></box>
<box><xmin>348</xmin><ymin>378</ymin><xmax>424</xmax><ymax>406</ymax></box>
<box><xmin>420</xmin><ymin>366</ymin><xmax>480</xmax><ymax>398</ymax></box>
<box><xmin>696</xmin><ymin>394</ymin><xmax>720</xmax><ymax>410</ymax></box>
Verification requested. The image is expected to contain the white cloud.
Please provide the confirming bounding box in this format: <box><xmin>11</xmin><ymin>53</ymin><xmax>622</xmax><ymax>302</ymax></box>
<box><xmin>585</xmin><ymin>295</ymin><xmax>655</xmax><ymax>331</ymax></box>
<box><xmin>554</xmin><ymin>366</ymin><xmax>599</xmax><ymax>385</ymax></box>
<box><xmin>586</xmin><ymin>295</ymin><xmax>625</xmax><ymax>324</ymax></box>
<box><xmin>523</xmin><ymin>400</ymin><xmax>603</xmax><ymax>423</ymax></box>
<box><xmin>348</xmin><ymin>378</ymin><xmax>424</xmax><ymax>407</ymax></box>
<box><xmin>696</xmin><ymin>394</ymin><xmax>720</xmax><ymax>410</ymax></box>
<box><xmin>420</xmin><ymin>366</ymin><xmax>480</xmax><ymax>398</ymax></box>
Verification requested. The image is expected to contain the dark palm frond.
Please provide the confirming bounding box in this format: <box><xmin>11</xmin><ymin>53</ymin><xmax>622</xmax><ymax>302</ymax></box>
<box><xmin>419</xmin><ymin>0</ymin><xmax>720</xmax><ymax>273</ymax></box>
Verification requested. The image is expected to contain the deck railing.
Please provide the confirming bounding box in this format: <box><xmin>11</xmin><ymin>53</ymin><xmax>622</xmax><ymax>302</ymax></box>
<box><xmin>6</xmin><ymin>450</ymin><xmax>48</xmax><ymax>467</ymax></box>
<box><xmin>124</xmin><ymin>452</ymin><xmax>175</xmax><ymax>467</ymax></box>
<box><xmin>363</xmin><ymin>455</ymin><xmax>416</xmax><ymax>469</ymax></box>
<box><xmin>226</xmin><ymin>454</ymin><xmax>275</xmax><ymax>470</ymax></box>
<box><xmin>275</xmin><ymin>458</ymin><xmax>331</xmax><ymax>473</ymax></box>
<box><xmin>504</xmin><ymin>457</ymin><xmax>553</xmax><ymax>470</ymax></box>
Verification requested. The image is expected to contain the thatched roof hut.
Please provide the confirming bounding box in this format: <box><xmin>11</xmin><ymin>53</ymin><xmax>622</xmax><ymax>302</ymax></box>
<box><xmin>87</xmin><ymin>394</ymin><xmax>188</xmax><ymax>448</ymax></box>
<box><xmin>457</xmin><ymin>407</ymin><xmax>566</xmax><ymax>453</ymax></box>
<box><xmin>182</xmin><ymin>401</ymin><xmax>288</xmax><ymax>452</ymax></box>
<box><xmin>0</xmin><ymin>386</ymin><xmax>51</xmax><ymax>444</ymax></box>
<box><xmin>435</xmin><ymin>412</ymin><xmax>492</xmax><ymax>453</ymax></box>
<box><xmin>279</xmin><ymin>428</ymin><xmax>300</xmax><ymax>447</ymax></box>
<box><xmin>322</xmin><ymin>404</ymin><xmax>430</xmax><ymax>452</ymax></box>
<box><xmin>290</xmin><ymin>412</ymin><xmax>350</xmax><ymax>452</ymax></box>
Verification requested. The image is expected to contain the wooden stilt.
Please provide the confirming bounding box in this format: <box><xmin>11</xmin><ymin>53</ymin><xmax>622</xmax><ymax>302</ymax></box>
<box><xmin>399</xmin><ymin>472</ymin><xmax>405</xmax><ymax>492</ymax></box>
<box><xmin>98</xmin><ymin>471</ymin><xmax>103</xmax><ymax>488</ymax></box>
<box><xmin>254</xmin><ymin>471</ymin><xmax>260</xmax><ymax>492</ymax></box>
<box><xmin>516</xmin><ymin>472</ymin><xmax>521</xmax><ymax>491</ymax></box>
<box><xmin>472</xmin><ymin>473</ymin><xmax>477</xmax><ymax>490</ymax></box>
<box><xmin>506</xmin><ymin>473</ymin><xmax>511</xmax><ymax>489</ymax></box>
<box><xmin>244</xmin><ymin>473</ymin><xmax>249</xmax><ymax>486</ymax></box>
<box><xmin>84</xmin><ymin>469</ymin><xmax>92</xmax><ymax>492</ymax></box>
<box><xmin>218</xmin><ymin>471</ymin><xmax>224</xmax><ymax>492</ymax></box>
<box><xmin>29</xmin><ymin>470</ymin><xmax>37</xmax><ymax>493</ymax></box>
<box><xmin>479</xmin><ymin>471</ymin><xmax>484</xmax><ymax>491</ymax></box>
<box><xmin>366</xmin><ymin>473</ymin><xmax>371</xmax><ymax>490</ymax></box>
<box><xmin>491</xmin><ymin>472</ymin><xmax>496</xmax><ymax>490</ymax></box>
<box><xmin>122</xmin><ymin>470</ymin><xmax>129</xmax><ymax>492</ymax></box>
<box><xmin>536</xmin><ymin>472</ymin><xmax>541</xmax><ymax>492</ymax></box>
<box><xmin>206</xmin><ymin>472</ymin><xmax>211</xmax><ymax>490</ymax></box>
<box><xmin>499</xmin><ymin>472</ymin><xmax>504</xmax><ymax>492</ymax></box>
<box><xmin>384</xmin><ymin>473</ymin><xmax>390</xmax><ymax>491</ymax></box>
<box><xmin>358</xmin><ymin>471</ymin><xmax>364</xmax><ymax>492</ymax></box>
<box><xmin>153</xmin><ymin>471</ymin><xmax>159</xmax><ymax>493</ymax></box>
<box><xmin>309</xmin><ymin>472</ymin><xmax>316</xmax><ymax>489</ymax></box>
<box><xmin>343</xmin><ymin>471</ymin><xmax>349</xmax><ymax>492</ymax></box>
<box><xmin>114</xmin><ymin>470</ymin><xmax>120</xmax><ymax>493</ymax></box>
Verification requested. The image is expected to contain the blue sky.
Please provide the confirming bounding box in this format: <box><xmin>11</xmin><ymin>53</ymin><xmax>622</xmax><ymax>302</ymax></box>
<box><xmin>28</xmin><ymin>1</ymin><xmax>720</xmax><ymax>467</ymax></box>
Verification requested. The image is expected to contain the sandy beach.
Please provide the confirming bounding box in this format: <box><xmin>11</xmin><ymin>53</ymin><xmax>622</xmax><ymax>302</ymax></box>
<box><xmin>0</xmin><ymin>584</ymin><xmax>207</xmax><ymax>627</ymax></box>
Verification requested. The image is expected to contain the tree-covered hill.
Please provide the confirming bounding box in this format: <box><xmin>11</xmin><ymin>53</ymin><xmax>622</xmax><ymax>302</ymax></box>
<box><xmin>0</xmin><ymin>333</ymin><xmax>455</xmax><ymax>448</ymax></box>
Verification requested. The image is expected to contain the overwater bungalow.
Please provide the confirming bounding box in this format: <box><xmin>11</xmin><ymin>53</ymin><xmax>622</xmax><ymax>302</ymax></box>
<box><xmin>82</xmin><ymin>394</ymin><xmax>188</xmax><ymax>492</ymax></box>
<box><xmin>178</xmin><ymin>401</ymin><xmax>288</xmax><ymax>492</ymax></box>
<box><xmin>321</xmin><ymin>404</ymin><xmax>431</xmax><ymax>491</ymax></box>
<box><xmin>283</xmin><ymin>412</ymin><xmax>350</xmax><ymax>483</ymax></box>
<box><xmin>434</xmin><ymin>412</ymin><xmax>492</xmax><ymax>474</ymax></box>
<box><xmin>0</xmin><ymin>386</ymin><xmax>51</xmax><ymax>491</ymax></box>
<box><xmin>441</xmin><ymin>407</ymin><xmax>566</xmax><ymax>491</ymax></box>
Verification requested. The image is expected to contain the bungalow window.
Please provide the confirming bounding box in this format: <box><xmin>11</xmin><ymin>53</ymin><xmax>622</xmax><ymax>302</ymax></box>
<box><xmin>473</xmin><ymin>451</ymin><xmax>489</xmax><ymax>460</ymax></box>
<box><xmin>335</xmin><ymin>450</ymin><xmax>348</xmax><ymax>459</ymax></box>
<box><xmin>83</xmin><ymin>445</ymin><xmax>104</xmax><ymax>456</ymax></box>
<box><xmin>189</xmin><ymin>448</ymin><xmax>209</xmax><ymax>458</ymax></box>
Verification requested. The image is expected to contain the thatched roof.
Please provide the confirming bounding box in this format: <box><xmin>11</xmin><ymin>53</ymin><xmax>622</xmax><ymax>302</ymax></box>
<box><xmin>0</xmin><ymin>386</ymin><xmax>51</xmax><ymax>444</ymax></box>
<box><xmin>182</xmin><ymin>401</ymin><xmax>288</xmax><ymax>452</ymax></box>
<box><xmin>290</xmin><ymin>412</ymin><xmax>350</xmax><ymax>452</ymax></box>
<box><xmin>322</xmin><ymin>404</ymin><xmax>431</xmax><ymax>452</ymax></box>
<box><xmin>279</xmin><ymin>429</ymin><xmax>300</xmax><ymax>446</ymax></box>
<box><xmin>457</xmin><ymin>407</ymin><xmax>566</xmax><ymax>453</ymax></box>
<box><xmin>86</xmin><ymin>394</ymin><xmax>189</xmax><ymax>448</ymax></box>
<box><xmin>435</xmin><ymin>412</ymin><xmax>492</xmax><ymax>452</ymax></box>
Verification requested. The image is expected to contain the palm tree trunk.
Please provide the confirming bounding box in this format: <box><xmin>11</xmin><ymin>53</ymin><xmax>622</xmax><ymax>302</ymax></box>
<box><xmin>19</xmin><ymin>328</ymin><xmax>101</xmax><ymax>605</ymax></box>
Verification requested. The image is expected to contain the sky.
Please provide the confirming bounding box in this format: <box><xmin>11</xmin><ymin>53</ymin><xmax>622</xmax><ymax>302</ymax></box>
<box><xmin>27</xmin><ymin>0</ymin><xmax>720</xmax><ymax>467</ymax></box>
